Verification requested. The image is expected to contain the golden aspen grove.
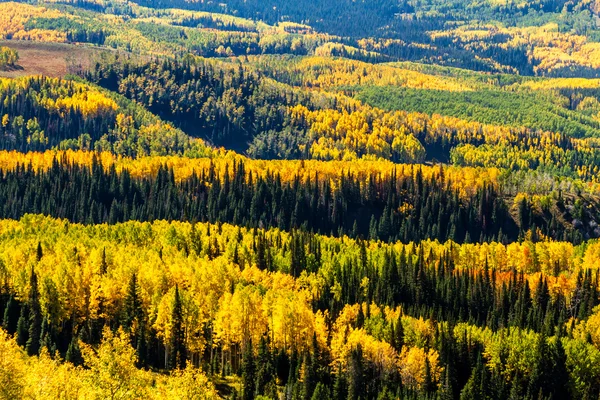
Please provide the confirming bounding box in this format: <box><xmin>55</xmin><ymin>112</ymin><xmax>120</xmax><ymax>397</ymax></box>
<box><xmin>2</xmin><ymin>0</ymin><xmax>600</xmax><ymax>399</ymax></box>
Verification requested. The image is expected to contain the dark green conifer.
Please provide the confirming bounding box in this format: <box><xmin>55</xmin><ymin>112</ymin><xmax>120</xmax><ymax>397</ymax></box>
<box><xmin>26</xmin><ymin>267</ymin><xmax>42</xmax><ymax>356</ymax></box>
<box><xmin>242</xmin><ymin>340</ymin><xmax>256</xmax><ymax>400</ymax></box>
<box><xmin>168</xmin><ymin>286</ymin><xmax>186</xmax><ymax>370</ymax></box>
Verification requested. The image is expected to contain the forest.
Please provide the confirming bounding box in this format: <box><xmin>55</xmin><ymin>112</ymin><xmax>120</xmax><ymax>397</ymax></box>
<box><xmin>1</xmin><ymin>0</ymin><xmax>600</xmax><ymax>399</ymax></box>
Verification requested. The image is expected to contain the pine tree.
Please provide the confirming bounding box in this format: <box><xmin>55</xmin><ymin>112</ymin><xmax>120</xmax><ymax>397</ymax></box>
<box><xmin>100</xmin><ymin>247</ymin><xmax>108</xmax><ymax>274</ymax></box>
<box><xmin>242</xmin><ymin>340</ymin><xmax>256</xmax><ymax>400</ymax></box>
<box><xmin>549</xmin><ymin>337</ymin><xmax>570</xmax><ymax>400</ymax></box>
<box><xmin>36</xmin><ymin>242</ymin><xmax>43</xmax><ymax>262</ymax></box>
<box><xmin>423</xmin><ymin>357</ymin><xmax>436</xmax><ymax>395</ymax></box>
<box><xmin>439</xmin><ymin>369</ymin><xmax>455</xmax><ymax>400</ymax></box>
<box><xmin>460</xmin><ymin>357</ymin><xmax>483</xmax><ymax>400</ymax></box>
<box><xmin>136</xmin><ymin>321</ymin><xmax>148</xmax><ymax>368</ymax></box>
<box><xmin>526</xmin><ymin>332</ymin><xmax>550</xmax><ymax>399</ymax></box>
<box><xmin>255</xmin><ymin>234</ymin><xmax>267</xmax><ymax>270</ymax></box>
<box><xmin>16</xmin><ymin>304</ymin><xmax>28</xmax><ymax>347</ymax></box>
<box><xmin>26</xmin><ymin>267</ymin><xmax>42</xmax><ymax>356</ymax></box>
<box><xmin>39</xmin><ymin>317</ymin><xmax>55</xmax><ymax>355</ymax></box>
<box><xmin>168</xmin><ymin>286</ymin><xmax>186</xmax><ymax>370</ymax></box>
<box><xmin>302</xmin><ymin>333</ymin><xmax>319</xmax><ymax>400</ymax></box>
<box><xmin>347</xmin><ymin>345</ymin><xmax>365</xmax><ymax>400</ymax></box>
<box><xmin>311</xmin><ymin>383</ymin><xmax>330</xmax><ymax>400</ymax></box>
<box><xmin>393</xmin><ymin>315</ymin><xmax>404</xmax><ymax>353</ymax></box>
<box><xmin>332</xmin><ymin>364</ymin><xmax>347</xmax><ymax>400</ymax></box>
<box><xmin>369</xmin><ymin>215</ymin><xmax>378</xmax><ymax>240</ymax></box>
<box><xmin>255</xmin><ymin>336</ymin><xmax>273</xmax><ymax>396</ymax></box>
<box><xmin>65</xmin><ymin>335</ymin><xmax>83</xmax><ymax>366</ymax></box>
<box><xmin>2</xmin><ymin>294</ymin><xmax>16</xmax><ymax>333</ymax></box>
<box><xmin>123</xmin><ymin>273</ymin><xmax>142</xmax><ymax>331</ymax></box>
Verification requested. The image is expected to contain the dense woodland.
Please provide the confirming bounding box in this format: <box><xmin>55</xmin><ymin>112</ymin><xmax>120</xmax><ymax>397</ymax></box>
<box><xmin>1</xmin><ymin>215</ymin><xmax>600</xmax><ymax>399</ymax></box>
<box><xmin>0</xmin><ymin>1</ymin><xmax>599</xmax><ymax>74</ymax></box>
<box><xmin>1</xmin><ymin>0</ymin><xmax>600</xmax><ymax>399</ymax></box>
<box><xmin>0</xmin><ymin>152</ymin><xmax>598</xmax><ymax>245</ymax></box>
<box><xmin>0</xmin><ymin>75</ymin><xmax>213</xmax><ymax>156</ymax></box>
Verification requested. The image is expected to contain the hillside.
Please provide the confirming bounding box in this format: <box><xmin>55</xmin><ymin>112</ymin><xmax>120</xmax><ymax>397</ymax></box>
<box><xmin>1</xmin><ymin>1</ymin><xmax>600</xmax><ymax>400</ymax></box>
<box><xmin>0</xmin><ymin>40</ymin><xmax>99</xmax><ymax>78</ymax></box>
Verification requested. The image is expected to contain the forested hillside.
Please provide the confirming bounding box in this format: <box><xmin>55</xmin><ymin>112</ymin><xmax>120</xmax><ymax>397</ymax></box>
<box><xmin>1</xmin><ymin>0</ymin><xmax>600</xmax><ymax>399</ymax></box>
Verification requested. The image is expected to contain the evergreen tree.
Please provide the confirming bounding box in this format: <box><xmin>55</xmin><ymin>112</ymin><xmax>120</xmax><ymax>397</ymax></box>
<box><xmin>347</xmin><ymin>345</ymin><xmax>365</xmax><ymax>400</ymax></box>
<box><xmin>123</xmin><ymin>273</ymin><xmax>142</xmax><ymax>331</ymax></box>
<box><xmin>549</xmin><ymin>337</ymin><xmax>570</xmax><ymax>400</ymax></box>
<box><xmin>16</xmin><ymin>304</ymin><xmax>28</xmax><ymax>347</ymax></box>
<box><xmin>423</xmin><ymin>357</ymin><xmax>436</xmax><ymax>395</ymax></box>
<box><xmin>460</xmin><ymin>355</ymin><xmax>490</xmax><ymax>400</ymax></box>
<box><xmin>311</xmin><ymin>382</ymin><xmax>330</xmax><ymax>400</ymax></box>
<box><xmin>242</xmin><ymin>340</ymin><xmax>256</xmax><ymax>400</ymax></box>
<box><xmin>332</xmin><ymin>364</ymin><xmax>347</xmax><ymax>400</ymax></box>
<box><xmin>302</xmin><ymin>333</ymin><xmax>319</xmax><ymax>400</ymax></box>
<box><xmin>168</xmin><ymin>286</ymin><xmax>186</xmax><ymax>370</ymax></box>
<box><xmin>26</xmin><ymin>267</ymin><xmax>42</xmax><ymax>356</ymax></box>
<box><xmin>39</xmin><ymin>317</ymin><xmax>55</xmax><ymax>355</ymax></box>
<box><xmin>136</xmin><ymin>321</ymin><xmax>148</xmax><ymax>368</ymax></box>
<box><xmin>393</xmin><ymin>315</ymin><xmax>404</xmax><ymax>352</ymax></box>
<box><xmin>2</xmin><ymin>294</ymin><xmax>17</xmax><ymax>333</ymax></box>
<box><xmin>100</xmin><ymin>247</ymin><xmax>108</xmax><ymax>274</ymax></box>
<box><xmin>36</xmin><ymin>242</ymin><xmax>43</xmax><ymax>262</ymax></box>
<box><xmin>526</xmin><ymin>332</ymin><xmax>550</xmax><ymax>398</ymax></box>
<box><xmin>65</xmin><ymin>335</ymin><xmax>83</xmax><ymax>366</ymax></box>
<box><xmin>255</xmin><ymin>336</ymin><xmax>273</xmax><ymax>396</ymax></box>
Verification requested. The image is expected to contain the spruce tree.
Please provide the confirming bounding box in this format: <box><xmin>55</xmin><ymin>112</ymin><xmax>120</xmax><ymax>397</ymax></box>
<box><xmin>311</xmin><ymin>383</ymin><xmax>330</xmax><ymax>400</ymax></box>
<box><xmin>16</xmin><ymin>304</ymin><xmax>28</xmax><ymax>347</ymax></box>
<box><xmin>123</xmin><ymin>273</ymin><xmax>142</xmax><ymax>331</ymax></box>
<box><xmin>100</xmin><ymin>247</ymin><xmax>108</xmax><ymax>274</ymax></box>
<box><xmin>526</xmin><ymin>332</ymin><xmax>550</xmax><ymax>399</ymax></box>
<box><xmin>332</xmin><ymin>364</ymin><xmax>347</xmax><ymax>400</ymax></box>
<box><xmin>423</xmin><ymin>357</ymin><xmax>436</xmax><ymax>395</ymax></box>
<box><xmin>2</xmin><ymin>294</ymin><xmax>16</xmax><ymax>333</ymax></box>
<box><xmin>549</xmin><ymin>336</ymin><xmax>570</xmax><ymax>400</ymax></box>
<box><xmin>393</xmin><ymin>315</ymin><xmax>404</xmax><ymax>353</ymax></box>
<box><xmin>439</xmin><ymin>369</ymin><xmax>455</xmax><ymax>400</ymax></box>
<box><xmin>39</xmin><ymin>317</ymin><xmax>55</xmax><ymax>355</ymax></box>
<box><xmin>460</xmin><ymin>355</ymin><xmax>487</xmax><ymax>400</ymax></box>
<box><xmin>136</xmin><ymin>321</ymin><xmax>148</xmax><ymax>368</ymax></box>
<box><xmin>36</xmin><ymin>242</ymin><xmax>43</xmax><ymax>262</ymax></box>
<box><xmin>168</xmin><ymin>286</ymin><xmax>186</xmax><ymax>370</ymax></box>
<box><xmin>347</xmin><ymin>345</ymin><xmax>365</xmax><ymax>400</ymax></box>
<box><xmin>302</xmin><ymin>333</ymin><xmax>318</xmax><ymax>400</ymax></box>
<box><xmin>26</xmin><ymin>267</ymin><xmax>41</xmax><ymax>356</ymax></box>
<box><xmin>255</xmin><ymin>336</ymin><xmax>273</xmax><ymax>396</ymax></box>
<box><xmin>65</xmin><ymin>335</ymin><xmax>83</xmax><ymax>366</ymax></box>
<box><xmin>242</xmin><ymin>340</ymin><xmax>256</xmax><ymax>400</ymax></box>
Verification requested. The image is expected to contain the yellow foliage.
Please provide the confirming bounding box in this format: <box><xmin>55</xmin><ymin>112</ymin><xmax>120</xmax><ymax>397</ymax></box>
<box><xmin>153</xmin><ymin>364</ymin><xmax>218</xmax><ymax>399</ymax></box>
<box><xmin>431</xmin><ymin>22</ymin><xmax>600</xmax><ymax>75</ymax></box>
<box><xmin>0</xmin><ymin>149</ymin><xmax>502</xmax><ymax>200</ymax></box>
<box><xmin>0</xmin><ymin>326</ymin><xmax>218</xmax><ymax>399</ymax></box>
<box><xmin>52</xmin><ymin>91</ymin><xmax>118</xmax><ymax>117</ymax></box>
<box><xmin>398</xmin><ymin>346</ymin><xmax>442</xmax><ymax>390</ymax></box>
<box><xmin>0</xmin><ymin>2</ymin><xmax>65</xmax><ymax>41</ymax></box>
<box><xmin>290</xmin><ymin>105</ymin><xmax>426</xmax><ymax>162</ymax></box>
<box><xmin>252</xmin><ymin>55</ymin><xmax>471</xmax><ymax>91</ymax></box>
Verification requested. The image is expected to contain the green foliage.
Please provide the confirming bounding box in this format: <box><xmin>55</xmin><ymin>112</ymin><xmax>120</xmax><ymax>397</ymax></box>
<box><xmin>357</xmin><ymin>86</ymin><xmax>600</xmax><ymax>138</ymax></box>
<box><xmin>6</xmin><ymin>1</ymin><xmax>600</xmax><ymax>399</ymax></box>
<box><xmin>0</xmin><ymin>75</ymin><xmax>207</xmax><ymax>156</ymax></box>
<box><xmin>0</xmin><ymin>46</ymin><xmax>18</xmax><ymax>69</ymax></box>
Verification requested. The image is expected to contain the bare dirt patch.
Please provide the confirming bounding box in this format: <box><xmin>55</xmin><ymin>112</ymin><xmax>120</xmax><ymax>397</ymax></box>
<box><xmin>0</xmin><ymin>40</ymin><xmax>102</xmax><ymax>78</ymax></box>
